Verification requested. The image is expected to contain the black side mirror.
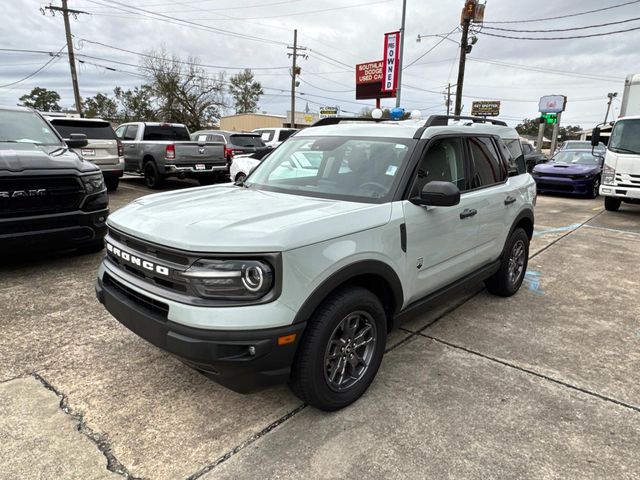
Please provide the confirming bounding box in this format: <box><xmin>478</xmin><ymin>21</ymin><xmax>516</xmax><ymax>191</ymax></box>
<box><xmin>412</xmin><ymin>181</ymin><xmax>460</xmax><ymax>207</ymax></box>
<box><xmin>66</xmin><ymin>133</ymin><xmax>88</xmax><ymax>149</ymax></box>
<box><xmin>591</xmin><ymin>127</ymin><xmax>601</xmax><ymax>147</ymax></box>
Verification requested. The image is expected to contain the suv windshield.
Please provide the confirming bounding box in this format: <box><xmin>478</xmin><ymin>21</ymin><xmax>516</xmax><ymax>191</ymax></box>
<box><xmin>230</xmin><ymin>135</ymin><xmax>266</xmax><ymax>147</ymax></box>
<box><xmin>0</xmin><ymin>110</ymin><xmax>61</xmax><ymax>145</ymax></box>
<box><xmin>51</xmin><ymin>120</ymin><xmax>116</xmax><ymax>140</ymax></box>
<box><xmin>609</xmin><ymin>119</ymin><xmax>640</xmax><ymax>154</ymax></box>
<box><xmin>552</xmin><ymin>150</ymin><xmax>601</xmax><ymax>165</ymax></box>
<box><xmin>246</xmin><ymin>136</ymin><xmax>413</xmax><ymax>202</ymax></box>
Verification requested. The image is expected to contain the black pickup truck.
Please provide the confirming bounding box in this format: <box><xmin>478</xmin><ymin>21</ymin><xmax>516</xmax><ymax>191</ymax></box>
<box><xmin>0</xmin><ymin>106</ymin><xmax>109</xmax><ymax>253</ymax></box>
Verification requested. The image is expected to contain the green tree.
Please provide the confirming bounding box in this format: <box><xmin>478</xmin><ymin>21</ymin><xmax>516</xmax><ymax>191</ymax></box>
<box><xmin>83</xmin><ymin>92</ymin><xmax>118</xmax><ymax>120</ymax></box>
<box><xmin>228</xmin><ymin>69</ymin><xmax>263</xmax><ymax>114</ymax></box>
<box><xmin>141</xmin><ymin>49</ymin><xmax>226</xmax><ymax>130</ymax></box>
<box><xmin>516</xmin><ymin>118</ymin><xmax>582</xmax><ymax>142</ymax></box>
<box><xmin>19</xmin><ymin>87</ymin><xmax>61</xmax><ymax>111</ymax></box>
<box><xmin>113</xmin><ymin>85</ymin><xmax>158</xmax><ymax>123</ymax></box>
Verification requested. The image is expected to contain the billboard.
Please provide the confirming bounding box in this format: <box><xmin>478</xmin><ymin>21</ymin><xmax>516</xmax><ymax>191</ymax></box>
<box><xmin>539</xmin><ymin>95</ymin><xmax>567</xmax><ymax>114</ymax></box>
<box><xmin>319</xmin><ymin>107</ymin><xmax>339</xmax><ymax>119</ymax></box>
<box><xmin>382</xmin><ymin>31</ymin><xmax>400</xmax><ymax>93</ymax></box>
<box><xmin>471</xmin><ymin>101</ymin><xmax>501</xmax><ymax>117</ymax></box>
<box><xmin>355</xmin><ymin>60</ymin><xmax>396</xmax><ymax>100</ymax></box>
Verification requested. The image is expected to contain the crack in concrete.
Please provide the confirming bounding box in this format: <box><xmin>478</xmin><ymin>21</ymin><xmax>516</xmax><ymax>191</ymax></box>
<box><xmin>185</xmin><ymin>403</ymin><xmax>308</xmax><ymax>479</ymax></box>
<box><xmin>418</xmin><ymin>333</ymin><xmax>640</xmax><ymax>414</ymax></box>
<box><xmin>32</xmin><ymin>372</ymin><xmax>143</xmax><ymax>480</ymax></box>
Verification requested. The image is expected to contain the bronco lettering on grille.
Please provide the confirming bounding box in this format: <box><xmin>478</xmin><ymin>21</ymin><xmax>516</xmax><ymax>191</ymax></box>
<box><xmin>106</xmin><ymin>242</ymin><xmax>170</xmax><ymax>276</ymax></box>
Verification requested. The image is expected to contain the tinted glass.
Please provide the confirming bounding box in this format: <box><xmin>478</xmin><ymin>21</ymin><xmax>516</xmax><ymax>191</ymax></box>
<box><xmin>469</xmin><ymin>136</ymin><xmax>506</xmax><ymax>187</ymax></box>
<box><xmin>278</xmin><ymin>129</ymin><xmax>296</xmax><ymax>141</ymax></box>
<box><xmin>230</xmin><ymin>135</ymin><xmax>266</xmax><ymax>147</ymax></box>
<box><xmin>609</xmin><ymin>119</ymin><xmax>640</xmax><ymax>154</ymax></box>
<box><xmin>114</xmin><ymin>126</ymin><xmax>125</xmax><ymax>139</ymax></box>
<box><xmin>207</xmin><ymin>134</ymin><xmax>225</xmax><ymax>143</ymax></box>
<box><xmin>247</xmin><ymin>136</ymin><xmax>411</xmax><ymax>202</ymax></box>
<box><xmin>51</xmin><ymin>120</ymin><xmax>116</xmax><ymax>140</ymax></box>
<box><xmin>412</xmin><ymin>137</ymin><xmax>467</xmax><ymax>195</ymax></box>
<box><xmin>123</xmin><ymin>125</ymin><xmax>138</xmax><ymax>140</ymax></box>
<box><xmin>143</xmin><ymin>125</ymin><xmax>190</xmax><ymax>141</ymax></box>
<box><xmin>257</xmin><ymin>130</ymin><xmax>275</xmax><ymax>142</ymax></box>
<box><xmin>0</xmin><ymin>110</ymin><xmax>61</xmax><ymax>145</ymax></box>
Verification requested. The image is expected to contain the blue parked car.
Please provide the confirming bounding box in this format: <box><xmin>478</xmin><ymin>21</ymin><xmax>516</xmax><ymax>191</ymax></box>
<box><xmin>532</xmin><ymin>149</ymin><xmax>604</xmax><ymax>198</ymax></box>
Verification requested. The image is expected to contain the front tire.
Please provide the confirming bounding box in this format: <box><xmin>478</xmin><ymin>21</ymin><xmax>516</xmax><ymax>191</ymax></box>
<box><xmin>105</xmin><ymin>177</ymin><xmax>119</xmax><ymax>191</ymax></box>
<box><xmin>289</xmin><ymin>286</ymin><xmax>387</xmax><ymax>411</ymax></box>
<box><xmin>588</xmin><ymin>177</ymin><xmax>600</xmax><ymax>199</ymax></box>
<box><xmin>235</xmin><ymin>173</ymin><xmax>247</xmax><ymax>184</ymax></box>
<box><xmin>485</xmin><ymin>228</ymin><xmax>529</xmax><ymax>297</ymax></box>
<box><xmin>144</xmin><ymin>161</ymin><xmax>165</xmax><ymax>189</ymax></box>
<box><xmin>604</xmin><ymin>196</ymin><xmax>621</xmax><ymax>212</ymax></box>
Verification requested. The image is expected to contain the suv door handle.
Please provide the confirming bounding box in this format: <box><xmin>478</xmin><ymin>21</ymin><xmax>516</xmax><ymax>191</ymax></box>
<box><xmin>504</xmin><ymin>196</ymin><xmax>517</xmax><ymax>205</ymax></box>
<box><xmin>459</xmin><ymin>208</ymin><xmax>478</xmax><ymax>219</ymax></box>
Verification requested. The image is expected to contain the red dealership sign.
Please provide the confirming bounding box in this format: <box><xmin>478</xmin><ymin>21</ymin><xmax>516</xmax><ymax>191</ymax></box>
<box><xmin>355</xmin><ymin>60</ymin><xmax>395</xmax><ymax>100</ymax></box>
<box><xmin>382</xmin><ymin>31</ymin><xmax>400</xmax><ymax>93</ymax></box>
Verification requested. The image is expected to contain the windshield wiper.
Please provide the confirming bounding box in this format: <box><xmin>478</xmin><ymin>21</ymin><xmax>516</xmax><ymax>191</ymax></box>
<box><xmin>610</xmin><ymin>146</ymin><xmax>640</xmax><ymax>154</ymax></box>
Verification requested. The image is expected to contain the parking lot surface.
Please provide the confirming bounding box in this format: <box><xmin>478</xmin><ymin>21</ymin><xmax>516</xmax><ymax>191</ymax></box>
<box><xmin>1</xmin><ymin>181</ymin><xmax>639</xmax><ymax>479</ymax></box>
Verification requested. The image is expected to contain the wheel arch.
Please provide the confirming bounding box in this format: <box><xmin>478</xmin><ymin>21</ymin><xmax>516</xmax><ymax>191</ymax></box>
<box><xmin>510</xmin><ymin>208</ymin><xmax>534</xmax><ymax>240</ymax></box>
<box><xmin>292</xmin><ymin>260</ymin><xmax>404</xmax><ymax>332</ymax></box>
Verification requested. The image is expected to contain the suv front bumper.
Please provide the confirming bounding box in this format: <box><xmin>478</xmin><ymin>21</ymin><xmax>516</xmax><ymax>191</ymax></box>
<box><xmin>95</xmin><ymin>269</ymin><xmax>305</xmax><ymax>393</ymax></box>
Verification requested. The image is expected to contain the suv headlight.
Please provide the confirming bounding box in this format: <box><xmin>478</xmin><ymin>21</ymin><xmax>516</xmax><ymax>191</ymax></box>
<box><xmin>181</xmin><ymin>259</ymin><xmax>274</xmax><ymax>300</ymax></box>
<box><xmin>602</xmin><ymin>164</ymin><xmax>615</xmax><ymax>185</ymax></box>
<box><xmin>82</xmin><ymin>173</ymin><xmax>106</xmax><ymax>194</ymax></box>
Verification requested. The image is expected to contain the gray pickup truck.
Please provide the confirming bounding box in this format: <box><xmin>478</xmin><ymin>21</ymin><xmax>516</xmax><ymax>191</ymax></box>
<box><xmin>114</xmin><ymin>122</ymin><xmax>228</xmax><ymax>188</ymax></box>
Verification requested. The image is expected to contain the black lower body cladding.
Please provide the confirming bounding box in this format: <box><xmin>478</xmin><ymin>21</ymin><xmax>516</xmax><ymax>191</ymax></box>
<box><xmin>96</xmin><ymin>272</ymin><xmax>306</xmax><ymax>393</ymax></box>
<box><xmin>0</xmin><ymin>209</ymin><xmax>108</xmax><ymax>252</ymax></box>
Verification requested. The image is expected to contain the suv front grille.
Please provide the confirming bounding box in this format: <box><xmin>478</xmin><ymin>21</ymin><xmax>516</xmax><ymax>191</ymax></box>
<box><xmin>104</xmin><ymin>272</ymin><xmax>169</xmax><ymax>318</ymax></box>
<box><xmin>0</xmin><ymin>176</ymin><xmax>84</xmax><ymax>218</ymax></box>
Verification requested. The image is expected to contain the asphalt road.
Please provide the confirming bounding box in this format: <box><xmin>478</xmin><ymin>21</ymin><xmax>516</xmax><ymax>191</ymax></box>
<box><xmin>1</xmin><ymin>180</ymin><xmax>639</xmax><ymax>480</ymax></box>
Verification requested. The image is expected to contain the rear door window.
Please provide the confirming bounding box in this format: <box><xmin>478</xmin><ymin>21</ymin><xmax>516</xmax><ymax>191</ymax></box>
<box><xmin>51</xmin><ymin>120</ymin><xmax>116</xmax><ymax>140</ymax></box>
<box><xmin>123</xmin><ymin>125</ymin><xmax>138</xmax><ymax>140</ymax></box>
<box><xmin>258</xmin><ymin>130</ymin><xmax>275</xmax><ymax>142</ymax></box>
<box><xmin>143</xmin><ymin>125</ymin><xmax>190</xmax><ymax>141</ymax></box>
<box><xmin>207</xmin><ymin>134</ymin><xmax>225</xmax><ymax>143</ymax></box>
<box><xmin>114</xmin><ymin>125</ymin><xmax>126</xmax><ymax>139</ymax></box>
<box><xmin>278</xmin><ymin>129</ymin><xmax>296</xmax><ymax>142</ymax></box>
<box><xmin>468</xmin><ymin>136</ymin><xmax>507</xmax><ymax>188</ymax></box>
<box><xmin>230</xmin><ymin>135</ymin><xmax>266</xmax><ymax>147</ymax></box>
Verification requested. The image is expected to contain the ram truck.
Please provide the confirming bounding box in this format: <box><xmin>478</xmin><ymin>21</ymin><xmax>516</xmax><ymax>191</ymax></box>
<box><xmin>115</xmin><ymin>122</ymin><xmax>228</xmax><ymax>189</ymax></box>
<box><xmin>1</xmin><ymin>106</ymin><xmax>108</xmax><ymax>253</ymax></box>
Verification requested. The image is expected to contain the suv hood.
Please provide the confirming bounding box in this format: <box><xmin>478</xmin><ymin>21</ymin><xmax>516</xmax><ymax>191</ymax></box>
<box><xmin>108</xmin><ymin>185</ymin><xmax>392</xmax><ymax>252</ymax></box>
<box><xmin>0</xmin><ymin>142</ymin><xmax>97</xmax><ymax>173</ymax></box>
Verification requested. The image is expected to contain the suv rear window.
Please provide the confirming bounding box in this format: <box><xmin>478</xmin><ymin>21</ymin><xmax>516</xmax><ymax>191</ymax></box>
<box><xmin>230</xmin><ymin>135</ymin><xmax>266</xmax><ymax>147</ymax></box>
<box><xmin>143</xmin><ymin>125</ymin><xmax>190</xmax><ymax>141</ymax></box>
<box><xmin>51</xmin><ymin>120</ymin><xmax>116</xmax><ymax>140</ymax></box>
<box><xmin>278</xmin><ymin>130</ymin><xmax>296</xmax><ymax>142</ymax></box>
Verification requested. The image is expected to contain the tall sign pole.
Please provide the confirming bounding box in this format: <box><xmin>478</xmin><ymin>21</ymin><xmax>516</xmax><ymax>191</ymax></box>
<box><xmin>395</xmin><ymin>0</ymin><xmax>407</xmax><ymax>107</ymax></box>
<box><xmin>550</xmin><ymin>112</ymin><xmax>562</xmax><ymax>154</ymax></box>
<box><xmin>43</xmin><ymin>0</ymin><xmax>87</xmax><ymax>116</ymax></box>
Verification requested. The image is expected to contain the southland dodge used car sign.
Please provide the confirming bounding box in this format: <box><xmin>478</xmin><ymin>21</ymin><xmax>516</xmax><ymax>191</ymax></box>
<box><xmin>382</xmin><ymin>31</ymin><xmax>400</xmax><ymax>93</ymax></box>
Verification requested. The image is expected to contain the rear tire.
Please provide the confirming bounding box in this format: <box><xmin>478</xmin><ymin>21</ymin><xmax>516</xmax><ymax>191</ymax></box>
<box><xmin>289</xmin><ymin>286</ymin><xmax>387</xmax><ymax>411</ymax></box>
<box><xmin>105</xmin><ymin>177</ymin><xmax>119</xmax><ymax>191</ymax></box>
<box><xmin>485</xmin><ymin>228</ymin><xmax>529</xmax><ymax>297</ymax></box>
<box><xmin>144</xmin><ymin>161</ymin><xmax>165</xmax><ymax>189</ymax></box>
<box><xmin>604</xmin><ymin>196</ymin><xmax>621</xmax><ymax>212</ymax></box>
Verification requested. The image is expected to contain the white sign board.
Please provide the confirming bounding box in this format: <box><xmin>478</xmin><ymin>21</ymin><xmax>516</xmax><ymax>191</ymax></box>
<box><xmin>319</xmin><ymin>107</ymin><xmax>339</xmax><ymax>119</ymax></box>
<box><xmin>539</xmin><ymin>95</ymin><xmax>567</xmax><ymax>114</ymax></box>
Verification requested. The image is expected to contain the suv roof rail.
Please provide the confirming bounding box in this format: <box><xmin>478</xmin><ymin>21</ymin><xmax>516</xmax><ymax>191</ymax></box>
<box><xmin>310</xmin><ymin>117</ymin><xmax>386</xmax><ymax>127</ymax></box>
<box><xmin>424</xmin><ymin>115</ymin><xmax>508</xmax><ymax>127</ymax></box>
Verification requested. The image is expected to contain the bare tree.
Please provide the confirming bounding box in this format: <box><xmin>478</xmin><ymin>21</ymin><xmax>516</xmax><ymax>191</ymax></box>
<box><xmin>142</xmin><ymin>49</ymin><xmax>227</xmax><ymax>130</ymax></box>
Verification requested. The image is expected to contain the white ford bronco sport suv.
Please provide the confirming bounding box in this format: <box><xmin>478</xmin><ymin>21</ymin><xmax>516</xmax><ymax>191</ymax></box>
<box><xmin>96</xmin><ymin>115</ymin><xmax>536</xmax><ymax>411</ymax></box>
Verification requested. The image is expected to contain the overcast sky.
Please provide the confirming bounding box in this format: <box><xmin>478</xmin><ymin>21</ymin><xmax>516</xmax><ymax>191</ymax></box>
<box><xmin>2</xmin><ymin>0</ymin><xmax>639</xmax><ymax>127</ymax></box>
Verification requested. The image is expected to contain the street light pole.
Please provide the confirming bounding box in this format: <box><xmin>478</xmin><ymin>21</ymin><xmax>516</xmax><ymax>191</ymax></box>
<box><xmin>604</xmin><ymin>92</ymin><xmax>618</xmax><ymax>124</ymax></box>
<box><xmin>395</xmin><ymin>0</ymin><xmax>407</xmax><ymax>107</ymax></box>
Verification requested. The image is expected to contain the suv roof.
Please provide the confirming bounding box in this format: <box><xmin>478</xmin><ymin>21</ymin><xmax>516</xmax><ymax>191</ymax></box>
<box><xmin>47</xmin><ymin>116</ymin><xmax>109</xmax><ymax>124</ymax></box>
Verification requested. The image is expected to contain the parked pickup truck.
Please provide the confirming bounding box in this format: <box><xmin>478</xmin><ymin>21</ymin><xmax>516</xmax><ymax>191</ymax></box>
<box><xmin>114</xmin><ymin>122</ymin><xmax>228</xmax><ymax>188</ymax></box>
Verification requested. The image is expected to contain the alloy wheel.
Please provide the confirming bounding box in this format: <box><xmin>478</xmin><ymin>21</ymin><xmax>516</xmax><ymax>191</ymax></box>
<box><xmin>508</xmin><ymin>239</ymin><xmax>526</xmax><ymax>285</ymax></box>
<box><xmin>324</xmin><ymin>311</ymin><xmax>377</xmax><ymax>392</ymax></box>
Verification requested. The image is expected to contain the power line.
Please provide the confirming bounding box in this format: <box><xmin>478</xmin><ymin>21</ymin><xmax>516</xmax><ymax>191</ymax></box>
<box><xmin>484</xmin><ymin>0</ymin><xmax>640</xmax><ymax>24</ymax></box>
<box><xmin>478</xmin><ymin>25</ymin><xmax>640</xmax><ymax>40</ymax></box>
<box><xmin>483</xmin><ymin>16</ymin><xmax>640</xmax><ymax>33</ymax></box>
<box><xmin>0</xmin><ymin>45</ymin><xmax>65</xmax><ymax>89</ymax></box>
<box><xmin>404</xmin><ymin>27</ymin><xmax>459</xmax><ymax>69</ymax></box>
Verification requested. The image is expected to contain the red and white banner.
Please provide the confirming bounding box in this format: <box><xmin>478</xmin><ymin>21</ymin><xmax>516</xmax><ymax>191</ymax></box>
<box><xmin>382</xmin><ymin>31</ymin><xmax>400</xmax><ymax>93</ymax></box>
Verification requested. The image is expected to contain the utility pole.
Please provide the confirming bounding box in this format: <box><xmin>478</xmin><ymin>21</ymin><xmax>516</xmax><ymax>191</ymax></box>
<box><xmin>455</xmin><ymin>15</ymin><xmax>470</xmax><ymax>116</ymax></box>
<box><xmin>604</xmin><ymin>92</ymin><xmax>618</xmax><ymax>124</ymax></box>
<box><xmin>395</xmin><ymin>0</ymin><xmax>407</xmax><ymax>107</ymax></box>
<box><xmin>287</xmin><ymin>30</ymin><xmax>307</xmax><ymax>128</ymax></box>
<box><xmin>446</xmin><ymin>83</ymin><xmax>452</xmax><ymax>116</ymax></box>
<box><xmin>43</xmin><ymin>1</ymin><xmax>86</xmax><ymax>116</ymax></box>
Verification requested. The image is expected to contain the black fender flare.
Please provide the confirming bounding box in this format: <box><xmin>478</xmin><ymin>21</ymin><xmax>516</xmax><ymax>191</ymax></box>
<box><xmin>292</xmin><ymin>260</ymin><xmax>404</xmax><ymax>325</ymax></box>
<box><xmin>509</xmin><ymin>208</ymin><xmax>535</xmax><ymax>240</ymax></box>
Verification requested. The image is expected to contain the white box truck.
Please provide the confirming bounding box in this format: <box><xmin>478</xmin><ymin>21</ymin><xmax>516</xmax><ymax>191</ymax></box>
<box><xmin>596</xmin><ymin>74</ymin><xmax>640</xmax><ymax>211</ymax></box>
